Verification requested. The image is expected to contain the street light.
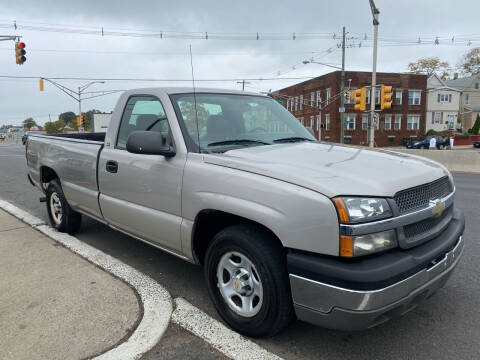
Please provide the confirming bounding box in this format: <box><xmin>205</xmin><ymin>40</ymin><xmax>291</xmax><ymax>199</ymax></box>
<box><xmin>302</xmin><ymin>60</ymin><xmax>342</xmax><ymax>70</ymax></box>
<box><xmin>78</xmin><ymin>81</ymin><xmax>106</xmax><ymax>128</ymax></box>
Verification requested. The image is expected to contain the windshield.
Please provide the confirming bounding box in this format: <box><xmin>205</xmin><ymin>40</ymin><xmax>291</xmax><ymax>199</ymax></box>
<box><xmin>170</xmin><ymin>93</ymin><xmax>315</xmax><ymax>151</ymax></box>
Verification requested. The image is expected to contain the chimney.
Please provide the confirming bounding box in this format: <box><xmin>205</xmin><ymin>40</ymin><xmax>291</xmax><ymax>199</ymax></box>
<box><xmin>454</xmin><ymin>73</ymin><xmax>458</xmax><ymax>80</ymax></box>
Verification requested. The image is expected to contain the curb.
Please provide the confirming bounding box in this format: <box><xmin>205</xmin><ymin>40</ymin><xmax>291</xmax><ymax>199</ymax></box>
<box><xmin>0</xmin><ymin>199</ymin><xmax>172</xmax><ymax>360</ymax></box>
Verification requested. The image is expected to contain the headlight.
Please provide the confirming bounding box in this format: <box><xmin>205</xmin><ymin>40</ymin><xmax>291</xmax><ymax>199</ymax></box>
<box><xmin>340</xmin><ymin>230</ymin><xmax>397</xmax><ymax>257</ymax></box>
<box><xmin>333</xmin><ymin>197</ymin><xmax>392</xmax><ymax>224</ymax></box>
<box><xmin>414</xmin><ymin>142</ymin><xmax>420</xmax><ymax>146</ymax></box>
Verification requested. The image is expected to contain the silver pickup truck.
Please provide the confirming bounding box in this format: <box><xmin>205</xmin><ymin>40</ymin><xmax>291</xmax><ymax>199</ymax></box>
<box><xmin>26</xmin><ymin>88</ymin><xmax>465</xmax><ymax>337</ymax></box>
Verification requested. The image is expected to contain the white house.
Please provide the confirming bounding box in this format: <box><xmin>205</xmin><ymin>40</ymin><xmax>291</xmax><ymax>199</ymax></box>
<box><xmin>425</xmin><ymin>74</ymin><xmax>461</xmax><ymax>132</ymax></box>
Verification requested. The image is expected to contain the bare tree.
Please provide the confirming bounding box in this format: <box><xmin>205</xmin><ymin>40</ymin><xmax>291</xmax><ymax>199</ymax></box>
<box><xmin>458</xmin><ymin>47</ymin><xmax>480</xmax><ymax>76</ymax></box>
<box><xmin>407</xmin><ymin>57</ymin><xmax>450</xmax><ymax>79</ymax></box>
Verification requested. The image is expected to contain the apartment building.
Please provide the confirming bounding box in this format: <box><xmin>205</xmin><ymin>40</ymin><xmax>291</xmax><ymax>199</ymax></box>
<box><xmin>274</xmin><ymin>71</ymin><xmax>427</xmax><ymax>146</ymax></box>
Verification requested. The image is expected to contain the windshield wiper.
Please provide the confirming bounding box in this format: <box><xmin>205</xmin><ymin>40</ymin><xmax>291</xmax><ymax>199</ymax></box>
<box><xmin>207</xmin><ymin>139</ymin><xmax>271</xmax><ymax>147</ymax></box>
<box><xmin>273</xmin><ymin>137</ymin><xmax>315</xmax><ymax>143</ymax></box>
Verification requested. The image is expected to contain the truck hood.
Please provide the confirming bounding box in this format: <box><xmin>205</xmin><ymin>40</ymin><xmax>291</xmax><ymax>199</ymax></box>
<box><xmin>203</xmin><ymin>142</ymin><xmax>449</xmax><ymax>198</ymax></box>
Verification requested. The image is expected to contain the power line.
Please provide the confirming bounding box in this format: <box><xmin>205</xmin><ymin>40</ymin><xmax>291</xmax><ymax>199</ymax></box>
<box><xmin>0</xmin><ymin>75</ymin><xmax>317</xmax><ymax>82</ymax></box>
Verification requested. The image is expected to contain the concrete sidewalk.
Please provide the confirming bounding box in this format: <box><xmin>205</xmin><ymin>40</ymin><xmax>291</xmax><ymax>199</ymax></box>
<box><xmin>0</xmin><ymin>209</ymin><xmax>141</xmax><ymax>360</ymax></box>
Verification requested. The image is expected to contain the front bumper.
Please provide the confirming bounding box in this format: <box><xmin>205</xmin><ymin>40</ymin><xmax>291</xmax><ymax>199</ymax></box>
<box><xmin>288</xmin><ymin>208</ymin><xmax>465</xmax><ymax>331</ymax></box>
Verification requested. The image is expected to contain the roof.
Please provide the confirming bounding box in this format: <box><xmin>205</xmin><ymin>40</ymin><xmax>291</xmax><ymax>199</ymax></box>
<box><xmin>122</xmin><ymin>87</ymin><xmax>261</xmax><ymax>97</ymax></box>
<box><xmin>426</xmin><ymin>86</ymin><xmax>461</xmax><ymax>93</ymax></box>
<box><xmin>445</xmin><ymin>75</ymin><xmax>478</xmax><ymax>91</ymax></box>
<box><xmin>464</xmin><ymin>105</ymin><xmax>480</xmax><ymax>111</ymax></box>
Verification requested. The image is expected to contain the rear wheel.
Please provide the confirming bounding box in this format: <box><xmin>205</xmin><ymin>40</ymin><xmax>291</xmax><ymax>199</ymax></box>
<box><xmin>204</xmin><ymin>224</ymin><xmax>293</xmax><ymax>338</ymax></box>
<box><xmin>46</xmin><ymin>179</ymin><xmax>82</xmax><ymax>234</ymax></box>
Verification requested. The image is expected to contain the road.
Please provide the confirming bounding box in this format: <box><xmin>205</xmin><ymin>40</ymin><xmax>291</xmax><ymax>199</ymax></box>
<box><xmin>1</xmin><ymin>143</ymin><xmax>479</xmax><ymax>360</ymax></box>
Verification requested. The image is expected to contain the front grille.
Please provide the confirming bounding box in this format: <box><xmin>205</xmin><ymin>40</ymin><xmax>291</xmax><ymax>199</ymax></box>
<box><xmin>403</xmin><ymin>206</ymin><xmax>453</xmax><ymax>239</ymax></box>
<box><xmin>394</xmin><ymin>176</ymin><xmax>453</xmax><ymax>214</ymax></box>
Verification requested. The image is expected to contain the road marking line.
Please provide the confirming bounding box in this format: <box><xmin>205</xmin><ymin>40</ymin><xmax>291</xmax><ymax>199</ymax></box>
<box><xmin>0</xmin><ymin>199</ymin><xmax>172</xmax><ymax>360</ymax></box>
<box><xmin>172</xmin><ymin>298</ymin><xmax>282</xmax><ymax>360</ymax></box>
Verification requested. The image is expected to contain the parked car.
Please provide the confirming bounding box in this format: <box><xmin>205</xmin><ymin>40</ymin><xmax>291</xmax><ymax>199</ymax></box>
<box><xmin>474</xmin><ymin>140</ymin><xmax>480</xmax><ymax>148</ymax></box>
<box><xmin>26</xmin><ymin>88</ymin><xmax>465</xmax><ymax>337</ymax></box>
<box><xmin>406</xmin><ymin>136</ymin><xmax>448</xmax><ymax>149</ymax></box>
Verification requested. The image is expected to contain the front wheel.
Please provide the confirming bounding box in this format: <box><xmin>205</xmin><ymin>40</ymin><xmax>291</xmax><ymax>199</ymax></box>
<box><xmin>46</xmin><ymin>179</ymin><xmax>82</xmax><ymax>234</ymax></box>
<box><xmin>204</xmin><ymin>224</ymin><xmax>293</xmax><ymax>338</ymax></box>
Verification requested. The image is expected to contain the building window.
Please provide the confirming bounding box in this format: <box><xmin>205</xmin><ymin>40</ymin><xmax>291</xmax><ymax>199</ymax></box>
<box><xmin>326</xmin><ymin>88</ymin><xmax>331</xmax><ymax>105</ymax></box>
<box><xmin>316</xmin><ymin>114</ymin><xmax>321</xmax><ymax>131</ymax></box>
<box><xmin>476</xmin><ymin>83</ymin><xmax>479</xmax><ymax>89</ymax></box>
<box><xmin>299</xmin><ymin>95</ymin><xmax>303</xmax><ymax>110</ymax></box>
<box><xmin>395</xmin><ymin>89</ymin><xmax>402</xmax><ymax>104</ymax></box>
<box><xmin>367</xmin><ymin>88</ymin><xmax>380</xmax><ymax>104</ymax></box>
<box><xmin>394</xmin><ymin>115</ymin><xmax>402</xmax><ymax>130</ymax></box>
<box><xmin>295</xmin><ymin>97</ymin><xmax>298</xmax><ymax>111</ymax></box>
<box><xmin>438</xmin><ymin>94</ymin><xmax>450</xmax><ymax>103</ymax></box>
<box><xmin>316</xmin><ymin>90</ymin><xmax>321</xmax><ymax>108</ymax></box>
<box><xmin>299</xmin><ymin>117</ymin><xmax>304</xmax><ymax>125</ymax></box>
<box><xmin>286</xmin><ymin>98</ymin><xmax>290</xmax><ymax>111</ymax></box>
<box><xmin>325</xmin><ymin>114</ymin><xmax>330</xmax><ymax>130</ymax></box>
<box><xmin>408</xmin><ymin>90</ymin><xmax>421</xmax><ymax>105</ymax></box>
<box><xmin>325</xmin><ymin>136</ymin><xmax>330</xmax><ymax>141</ymax></box>
<box><xmin>407</xmin><ymin>115</ymin><xmax>420</xmax><ymax>130</ymax></box>
<box><xmin>309</xmin><ymin>115</ymin><xmax>314</xmax><ymax>128</ymax></box>
<box><xmin>434</xmin><ymin>112</ymin><xmax>442</xmax><ymax>124</ymax></box>
<box><xmin>344</xmin><ymin>136</ymin><xmax>352</xmax><ymax>144</ymax></box>
<box><xmin>384</xmin><ymin>114</ymin><xmax>392</xmax><ymax>130</ymax></box>
<box><xmin>388</xmin><ymin>136</ymin><xmax>395</xmax><ymax>143</ymax></box>
<box><xmin>310</xmin><ymin>92</ymin><xmax>315</xmax><ymax>107</ymax></box>
<box><xmin>465</xmin><ymin>94</ymin><xmax>470</xmax><ymax>104</ymax></box>
<box><xmin>346</xmin><ymin>114</ymin><xmax>356</xmax><ymax>130</ymax></box>
<box><xmin>362</xmin><ymin>114</ymin><xmax>368</xmax><ymax>130</ymax></box>
<box><xmin>346</xmin><ymin>88</ymin><xmax>356</xmax><ymax>104</ymax></box>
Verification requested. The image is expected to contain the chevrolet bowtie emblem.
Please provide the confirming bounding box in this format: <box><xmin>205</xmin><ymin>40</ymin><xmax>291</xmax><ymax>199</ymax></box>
<box><xmin>430</xmin><ymin>199</ymin><xmax>446</xmax><ymax>217</ymax></box>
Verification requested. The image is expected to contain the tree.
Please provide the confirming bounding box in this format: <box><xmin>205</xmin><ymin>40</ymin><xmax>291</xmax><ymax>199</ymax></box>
<box><xmin>22</xmin><ymin>117</ymin><xmax>37</xmax><ymax>130</ymax></box>
<box><xmin>470</xmin><ymin>114</ymin><xmax>480</xmax><ymax>135</ymax></box>
<box><xmin>59</xmin><ymin>111</ymin><xmax>77</xmax><ymax>125</ymax></box>
<box><xmin>44</xmin><ymin>120</ymin><xmax>65</xmax><ymax>134</ymax></box>
<box><xmin>82</xmin><ymin>109</ymin><xmax>102</xmax><ymax>131</ymax></box>
<box><xmin>407</xmin><ymin>57</ymin><xmax>450</xmax><ymax>79</ymax></box>
<box><xmin>458</xmin><ymin>47</ymin><xmax>480</xmax><ymax>76</ymax></box>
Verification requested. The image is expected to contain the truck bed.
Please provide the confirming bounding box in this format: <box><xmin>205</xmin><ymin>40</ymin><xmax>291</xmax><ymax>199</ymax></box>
<box><xmin>26</xmin><ymin>133</ymin><xmax>104</xmax><ymax>220</ymax></box>
<box><xmin>45</xmin><ymin>132</ymin><xmax>106</xmax><ymax>143</ymax></box>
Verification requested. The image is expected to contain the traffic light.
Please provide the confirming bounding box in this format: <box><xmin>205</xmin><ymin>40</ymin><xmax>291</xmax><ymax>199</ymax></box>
<box><xmin>76</xmin><ymin>115</ymin><xmax>84</xmax><ymax>127</ymax></box>
<box><xmin>354</xmin><ymin>87</ymin><xmax>367</xmax><ymax>111</ymax></box>
<box><xmin>15</xmin><ymin>41</ymin><xmax>26</xmax><ymax>65</ymax></box>
<box><xmin>380</xmin><ymin>85</ymin><xmax>393</xmax><ymax>110</ymax></box>
<box><xmin>39</xmin><ymin>78</ymin><xmax>44</xmax><ymax>91</ymax></box>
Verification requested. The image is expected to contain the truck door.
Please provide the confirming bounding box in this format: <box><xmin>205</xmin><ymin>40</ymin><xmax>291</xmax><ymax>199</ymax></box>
<box><xmin>98</xmin><ymin>95</ymin><xmax>185</xmax><ymax>253</ymax></box>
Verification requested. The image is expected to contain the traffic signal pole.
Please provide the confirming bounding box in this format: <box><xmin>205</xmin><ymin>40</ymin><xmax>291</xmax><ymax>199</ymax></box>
<box><xmin>369</xmin><ymin>0</ymin><xmax>379</xmax><ymax>148</ymax></box>
<box><xmin>340</xmin><ymin>26</ymin><xmax>346</xmax><ymax>144</ymax></box>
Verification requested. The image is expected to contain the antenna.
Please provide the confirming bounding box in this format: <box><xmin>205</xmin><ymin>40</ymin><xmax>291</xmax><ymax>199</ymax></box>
<box><xmin>189</xmin><ymin>44</ymin><xmax>201</xmax><ymax>152</ymax></box>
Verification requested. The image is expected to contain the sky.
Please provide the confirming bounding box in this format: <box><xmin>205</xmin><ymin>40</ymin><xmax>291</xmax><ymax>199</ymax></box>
<box><xmin>1</xmin><ymin>0</ymin><xmax>479</xmax><ymax>126</ymax></box>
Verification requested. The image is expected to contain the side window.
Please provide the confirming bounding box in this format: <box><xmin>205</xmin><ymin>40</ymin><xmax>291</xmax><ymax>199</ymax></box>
<box><xmin>116</xmin><ymin>96</ymin><xmax>170</xmax><ymax>149</ymax></box>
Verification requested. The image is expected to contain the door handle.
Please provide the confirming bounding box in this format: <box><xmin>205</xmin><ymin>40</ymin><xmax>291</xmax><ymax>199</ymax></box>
<box><xmin>106</xmin><ymin>160</ymin><xmax>118</xmax><ymax>173</ymax></box>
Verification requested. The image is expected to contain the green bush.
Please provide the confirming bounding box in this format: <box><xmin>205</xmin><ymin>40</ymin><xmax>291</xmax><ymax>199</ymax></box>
<box><xmin>455</xmin><ymin>134</ymin><xmax>469</xmax><ymax>139</ymax></box>
<box><xmin>470</xmin><ymin>114</ymin><xmax>480</xmax><ymax>135</ymax></box>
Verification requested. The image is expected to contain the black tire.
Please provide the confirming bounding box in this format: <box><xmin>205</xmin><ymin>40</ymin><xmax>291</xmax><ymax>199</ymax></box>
<box><xmin>204</xmin><ymin>224</ymin><xmax>293</xmax><ymax>338</ymax></box>
<box><xmin>45</xmin><ymin>179</ymin><xmax>82</xmax><ymax>234</ymax></box>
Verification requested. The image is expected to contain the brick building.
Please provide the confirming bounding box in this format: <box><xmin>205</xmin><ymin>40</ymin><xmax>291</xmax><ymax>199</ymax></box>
<box><xmin>273</xmin><ymin>71</ymin><xmax>427</xmax><ymax>146</ymax></box>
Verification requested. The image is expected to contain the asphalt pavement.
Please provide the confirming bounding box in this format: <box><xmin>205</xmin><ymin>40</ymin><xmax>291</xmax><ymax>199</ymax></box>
<box><xmin>1</xmin><ymin>143</ymin><xmax>479</xmax><ymax>360</ymax></box>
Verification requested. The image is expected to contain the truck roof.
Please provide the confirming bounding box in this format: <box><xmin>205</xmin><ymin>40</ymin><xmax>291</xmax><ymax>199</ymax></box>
<box><xmin>122</xmin><ymin>87</ymin><xmax>264</xmax><ymax>97</ymax></box>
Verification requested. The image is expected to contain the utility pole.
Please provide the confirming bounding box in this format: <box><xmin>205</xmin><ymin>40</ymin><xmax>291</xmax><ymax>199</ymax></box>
<box><xmin>369</xmin><ymin>0</ymin><xmax>379</xmax><ymax>148</ymax></box>
<box><xmin>237</xmin><ymin>80</ymin><xmax>251</xmax><ymax>91</ymax></box>
<box><xmin>340</xmin><ymin>26</ymin><xmax>346</xmax><ymax>144</ymax></box>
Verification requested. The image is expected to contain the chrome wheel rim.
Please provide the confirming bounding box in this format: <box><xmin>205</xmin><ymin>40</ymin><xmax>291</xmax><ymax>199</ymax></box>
<box><xmin>49</xmin><ymin>192</ymin><xmax>63</xmax><ymax>225</ymax></box>
<box><xmin>216</xmin><ymin>251</ymin><xmax>263</xmax><ymax>317</ymax></box>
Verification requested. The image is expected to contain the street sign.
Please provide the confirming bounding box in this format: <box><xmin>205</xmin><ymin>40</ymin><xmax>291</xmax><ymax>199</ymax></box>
<box><xmin>339</xmin><ymin>107</ymin><xmax>345</xmax><ymax>113</ymax></box>
<box><xmin>276</xmin><ymin>99</ymin><xmax>283</xmax><ymax>105</ymax></box>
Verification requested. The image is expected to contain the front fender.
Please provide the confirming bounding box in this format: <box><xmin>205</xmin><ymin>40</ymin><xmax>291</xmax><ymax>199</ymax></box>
<box><xmin>182</xmin><ymin>154</ymin><xmax>340</xmax><ymax>258</ymax></box>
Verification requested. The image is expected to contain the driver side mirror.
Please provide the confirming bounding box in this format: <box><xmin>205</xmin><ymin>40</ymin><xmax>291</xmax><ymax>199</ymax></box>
<box><xmin>126</xmin><ymin>130</ymin><xmax>175</xmax><ymax>157</ymax></box>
